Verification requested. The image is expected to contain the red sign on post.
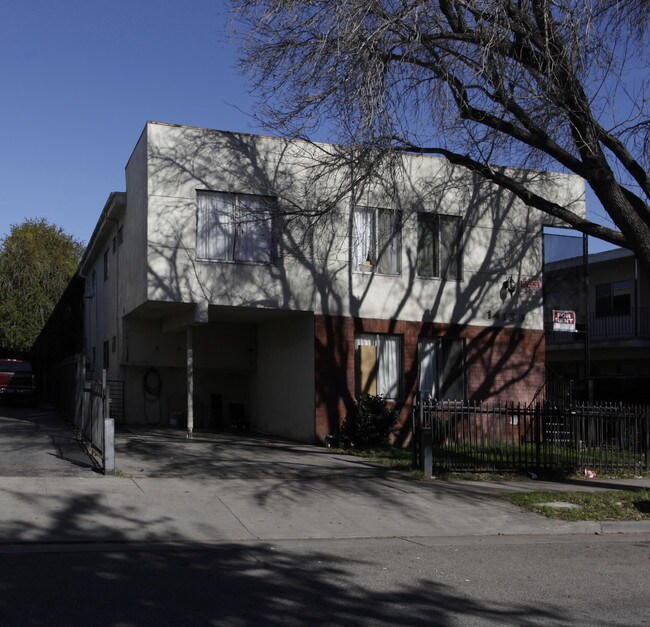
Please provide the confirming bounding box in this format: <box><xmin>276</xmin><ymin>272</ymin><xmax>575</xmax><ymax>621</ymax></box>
<box><xmin>552</xmin><ymin>310</ymin><xmax>576</xmax><ymax>332</ymax></box>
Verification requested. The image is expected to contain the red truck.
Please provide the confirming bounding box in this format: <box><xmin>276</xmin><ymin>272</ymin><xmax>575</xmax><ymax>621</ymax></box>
<box><xmin>0</xmin><ymin>359</ymin><xmax>37</xmax><ymax>404</ymax></box>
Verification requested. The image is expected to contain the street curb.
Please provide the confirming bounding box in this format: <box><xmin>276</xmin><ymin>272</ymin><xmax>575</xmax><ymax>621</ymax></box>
<box><xmin>598</xmin><ymin>520</ymin><xmax>650</xmax><ymax>534</ymax></box>
<box><xmin>1</xmin><ymin>520</ymin><xmax>649</xmax><ymax>548</ymax></box>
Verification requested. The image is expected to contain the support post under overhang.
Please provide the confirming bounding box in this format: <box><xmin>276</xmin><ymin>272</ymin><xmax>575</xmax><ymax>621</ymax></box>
<box><xmin>186</xmin><ymin>325</ymin><xmax>194</xmax><ymax>439</ymax></box>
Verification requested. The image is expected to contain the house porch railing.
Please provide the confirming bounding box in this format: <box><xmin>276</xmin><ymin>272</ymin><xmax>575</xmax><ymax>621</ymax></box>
<box><xmin>545</xmin><ymin>308</ymin><xmax>650</xmax><ymax>345</ymax></box>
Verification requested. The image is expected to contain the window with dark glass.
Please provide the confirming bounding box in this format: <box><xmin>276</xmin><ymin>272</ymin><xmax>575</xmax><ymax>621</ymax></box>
<box><xmin>595</xmin><ymin>281</ymin><xmax>632</xmax><ymax>317</ymax></box>
<box><xmin>418</xmin><ymin>337</ymin><xmax>465</xmax><ymax>401</ymax></box>
<box><xmin>90</xmin><ymin>270</ymin><xmax>96</xmax><ymax>296</ymax></box>
<box><xmin>417</xmin><ymin>213</ymin><xmax>462</xmax><ymax>280</ymax></box>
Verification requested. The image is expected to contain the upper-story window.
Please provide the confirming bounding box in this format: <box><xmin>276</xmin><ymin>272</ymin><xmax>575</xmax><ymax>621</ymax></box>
<box><xmin>352</xmin><ymin>207</ymin><xmax>401</xmax><ymax>274</ymax></box>
<box><xmin>416</xmin><ymin>213</ymin><xmax>462</xmax><ymax>280</ymax></box>
<box><xmin>103</xmin><ymin>249</ymin><xmax>109</xmax><ymax>281</ymax></box>
<box><xmin>595</xmin><ymin>280</ymin><xmax>632</xmax><ymax>317</ymax></box>
<box><xmin>197</xmin><ymin>191</ymin><xmax>275</xmax><ymax>264</ymax></box>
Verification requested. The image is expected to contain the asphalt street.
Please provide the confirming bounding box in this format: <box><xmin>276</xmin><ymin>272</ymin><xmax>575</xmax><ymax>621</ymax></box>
<box><xmin>1</xmin><ymin>534</ymin><xmax>649</xmax><ymax>626</ymax></box>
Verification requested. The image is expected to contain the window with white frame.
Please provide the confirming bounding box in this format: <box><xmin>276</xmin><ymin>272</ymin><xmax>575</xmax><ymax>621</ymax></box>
<box><xmin>418</xmin><ymin>337</ymin><xmax>465</xmax><ymax>401</ymax></box>
<box><xmin>197</xmin><ymin>191</ymin><xmax>275</xmax><ymax>263</ymax></box>
<box><xmin>355</xmin><ymin>333</ymin><xmax>402</xmax><ymax>399</ymax></box>
<box><xmin>416</xmin><ymin>213</ymin><xmax>462</xmax><ymax>280</ymax></box>
<box><xmin>352</xmin><ymin>207</ymin><xmax>401</xmax><ymax>274</ymax></box>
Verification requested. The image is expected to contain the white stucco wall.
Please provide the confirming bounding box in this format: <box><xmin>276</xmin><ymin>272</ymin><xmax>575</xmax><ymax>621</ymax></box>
<box><xmin>250</xmin><ymin>314</ymin><xmax>315</xmax><ymax>442</ymax></box>
<box><xmin>123</xmin><ymin>128</ymin><xmax>150</xmax><ymax>315</ymax></box>
<box><xmin>81</xmin><ymin>197</ymin><xmax>126</xmax><ymax>383</ymax></box>
<box><xmin>141</xmin><ymin>122</ymin><xmax>585</xmax><ymax>332</ymax></box>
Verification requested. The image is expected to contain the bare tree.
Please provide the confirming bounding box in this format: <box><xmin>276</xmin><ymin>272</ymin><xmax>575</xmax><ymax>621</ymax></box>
<box><xmin>233</xmin><ymin>0</ymin><xmax>650</xmax><ymax>272</ymax></box>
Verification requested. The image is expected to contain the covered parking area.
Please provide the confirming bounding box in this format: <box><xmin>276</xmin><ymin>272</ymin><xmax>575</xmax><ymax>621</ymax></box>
<box><xmin>120</xmin><ymin>303</ymin><xmax>316</xmax><ymax>443</ymax></box>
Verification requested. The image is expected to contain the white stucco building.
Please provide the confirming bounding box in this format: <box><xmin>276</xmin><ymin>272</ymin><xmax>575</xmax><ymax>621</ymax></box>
<box><xmin>71</xmin><ymin>121</ymin><xmax>585</xmax><ymax>442</ymax></box>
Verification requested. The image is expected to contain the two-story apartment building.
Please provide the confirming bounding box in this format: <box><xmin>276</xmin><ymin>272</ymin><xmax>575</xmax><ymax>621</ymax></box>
<box><xmin>545</xmin><ymin>247</ymin><xmax>650</xmax><ymax>402</ymax></box>
<box><xmin>51</xmin><ymin>121</ymin><xmax>585</xmax><ymax>443</ymax></box>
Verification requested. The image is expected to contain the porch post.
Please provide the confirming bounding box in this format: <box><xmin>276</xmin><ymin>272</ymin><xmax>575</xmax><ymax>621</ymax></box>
<box><xmin>186</xmin><ymin>325</ymin><xmax>194</xmax><ymax>438</ymax></box>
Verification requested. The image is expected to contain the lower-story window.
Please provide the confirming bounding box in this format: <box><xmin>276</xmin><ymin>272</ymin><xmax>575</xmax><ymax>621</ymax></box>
<box><xmin>355</xmin><ymin>333</ymin><xmax>402</xmax><ymax>399</ymax></box>
<box><xmin>419</xmin><ymin>337</ymin><xmax>465</xmax><ymax>401</ymax></box>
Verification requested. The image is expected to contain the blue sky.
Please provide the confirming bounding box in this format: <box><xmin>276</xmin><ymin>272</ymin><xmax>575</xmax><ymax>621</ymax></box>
<box><xmin>0</xmin><ymin>0</ymin><xmax>264</xmax><ymax>244</ymax></box>
<box><xmin>1</xmin><ymin>1</ymin><xmax>615</xmax><ymax>253</ymax></box>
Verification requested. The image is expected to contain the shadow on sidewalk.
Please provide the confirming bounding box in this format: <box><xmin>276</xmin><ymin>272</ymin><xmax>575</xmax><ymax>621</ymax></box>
<box><xmin>0</xmin><ymin>404</ymin><xmax>98</xmax><ymax>476</ymax></box>
<box><xmin>0</xmin><ymin>490</ymin><xmax>567</xmax><ymax>626</ymax></box>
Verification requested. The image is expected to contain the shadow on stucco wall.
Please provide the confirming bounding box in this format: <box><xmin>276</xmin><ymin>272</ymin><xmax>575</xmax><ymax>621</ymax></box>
<box><xmin>142</xmin><ymin>125</ymin><xmax>577</xmax><ymax>441</ymax></box>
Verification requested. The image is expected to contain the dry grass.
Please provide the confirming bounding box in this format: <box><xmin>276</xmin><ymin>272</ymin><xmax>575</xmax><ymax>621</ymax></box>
<box><xmin>502</xmin><ymin>489</ymin><xmax>650</xmax><ymax>521</ymax></box>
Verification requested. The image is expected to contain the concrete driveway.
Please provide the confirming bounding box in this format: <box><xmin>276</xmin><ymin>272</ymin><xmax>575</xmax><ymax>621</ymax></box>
<box><xmin>0</xmin><ymin>404</ymin><xmax>395</xmax><ymax>480</ymax></box>
<box><xmin>0</xmin><ymin>404</ymin><xmax>98</xmax><ymax>476</ymax></box>
<box><xmin>115</xmin><ymin>426</ymin><xmax>395</xmax><ymax>479</ymax></box>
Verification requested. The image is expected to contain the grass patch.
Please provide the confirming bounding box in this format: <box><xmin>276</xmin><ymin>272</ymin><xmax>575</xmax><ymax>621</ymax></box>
<box><xmin>502</xmin><ymin>489</ymin><xmax>650</xmax><ymax>521</ymax></box>
<box><xmin>329</xmin><ymin>445</ymin><xmax>414</xmax><ymax>470</ymax></box>
<box><xmin>438</xmin><ymin>470</ymin><xmax>531</xmax><ymax>481</ymax></box>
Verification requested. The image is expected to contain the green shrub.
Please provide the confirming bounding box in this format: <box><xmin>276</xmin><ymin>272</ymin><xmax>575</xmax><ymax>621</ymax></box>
<box><xmin>341</xmin><ymin>394</ymin><xmax>398</xmax><ymax>448</ymax></box>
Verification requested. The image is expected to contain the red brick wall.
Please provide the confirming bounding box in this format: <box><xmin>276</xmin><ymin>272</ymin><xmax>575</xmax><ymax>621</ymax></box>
<box><xmin>314</xmin><ymin>314</ymin><xmax>545</xmax><ymax>443</ymax></box>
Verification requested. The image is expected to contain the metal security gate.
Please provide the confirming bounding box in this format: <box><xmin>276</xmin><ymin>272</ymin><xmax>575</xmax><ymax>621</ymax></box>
<box><xmin>80</xmin><ymin>371</ymin><xmax>115</xmax><ymax>475</ymax></box>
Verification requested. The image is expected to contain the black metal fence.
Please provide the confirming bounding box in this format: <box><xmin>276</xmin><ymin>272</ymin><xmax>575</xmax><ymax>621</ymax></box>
<box><xmin>413</xmin><ymin>397</ymin><xmax>650</xmax><ymax>475</ymax></box>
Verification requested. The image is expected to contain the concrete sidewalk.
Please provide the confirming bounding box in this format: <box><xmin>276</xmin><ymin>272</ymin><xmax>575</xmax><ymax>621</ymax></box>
<box><xmin>2</xmin><ymin>471</ymin><xmax>650</xmax><ymax>546</ymax></box>
<box><xmin>0</xmin><ymin>409</ymin><xmax>649</xmax><ymax>545</ymax></box>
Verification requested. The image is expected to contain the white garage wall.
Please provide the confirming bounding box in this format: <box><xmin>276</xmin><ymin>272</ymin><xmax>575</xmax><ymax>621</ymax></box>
<box><xmin>251</xmin><ymin>313</ymin><xmax>315</xmax><ymax>442</ymax></box>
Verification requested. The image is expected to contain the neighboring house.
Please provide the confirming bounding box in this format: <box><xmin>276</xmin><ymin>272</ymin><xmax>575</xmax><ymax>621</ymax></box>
<box><xmin>544</xmin><ymin>248</ymin><xmax>650</xmax><ymax>402</ymax></box>
<box><xmin>40</xmin><ymin>121</ymin><xmax>585</xmax><ymax>443</ymax></box>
